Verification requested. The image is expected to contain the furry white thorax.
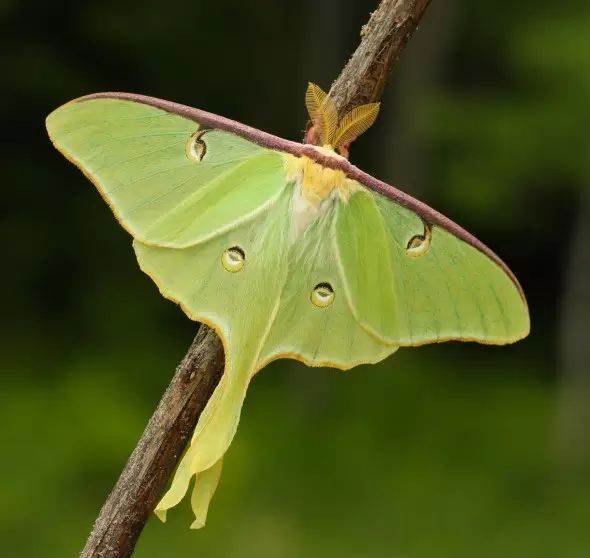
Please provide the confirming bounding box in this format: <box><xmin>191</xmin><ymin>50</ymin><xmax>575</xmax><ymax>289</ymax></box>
<box><xmin>284</xmin><ymin>150</ymin><xmax>358</xmax><ymax>239</ymax></box>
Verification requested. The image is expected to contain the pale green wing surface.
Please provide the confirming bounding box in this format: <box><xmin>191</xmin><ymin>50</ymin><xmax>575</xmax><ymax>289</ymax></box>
<box><xmin>258</xmin><ymin>200</ymin><xmax>395</xmax><ymax>370</ymax></box>
<box><xmin>335</xmin><ymin>188</ymin><xmax>530</xmax><ymax>346</ymax></box>
<box><xmin>133</xmin><ymin>186</ymin><xmax>393</xmax><ymax>526</ymax></box>
<box><xmin>135</xmin><ymin>185</ymin><xmax>393</xmax><ymax>373</ymax></box>
<box><xmin>47</xmin><ymin>92</ymin><xmax>531</xmax><ymax>531</ymax></box>
<box><xmin>46</xmin><ymin>98</ymin><xmax>286</xmax><ymax>248</ymax></box>
<box><xmin>134</xmin><ymin>188</ymin><xmax>291</xmax><ymax>525</ymax></box>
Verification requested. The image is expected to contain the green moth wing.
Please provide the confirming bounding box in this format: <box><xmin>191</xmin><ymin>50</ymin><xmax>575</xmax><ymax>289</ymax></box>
<box><xmin>46</xmin><ymin>92</ymin><xmax>529</xmax><ymax>529</ymax></box>
<box><xmin>46</xmin><ymin>97</ymin><xmax>285</xmax><ymax>248</ymax></box>
<box><xmin>133</xmin><ymin>186</ymin><xmax>397</xmax><ymax>527</ymax></box>
<box><xmin>335</xmin><ymin>190</ymin><xmax>529</xmax><ymax>346</ymax></box>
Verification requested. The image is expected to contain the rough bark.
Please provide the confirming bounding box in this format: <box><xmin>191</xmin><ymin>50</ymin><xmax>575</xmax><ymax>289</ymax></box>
<box><xmin>80</xmin><ymin>326</ymin><xmax>223</xmax><ymax>557</ymax></box>
<box><xmin>328</xmin><ymin>0</ymin><xmax>432</xmax><ymax>116</ymax></box>
<box><xmin>80</xmin><ymin>1</ymin><xmax>432</xmax><ymax>556</ymax></box>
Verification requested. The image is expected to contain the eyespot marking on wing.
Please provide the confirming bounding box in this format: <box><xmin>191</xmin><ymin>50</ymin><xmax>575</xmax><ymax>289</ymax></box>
<box><xmin>185</xmin><ymin>130</ymin><xmax>207</xmax><ymax>162</ymax></box>
<box><xmin>221</xmin><ymin>246</ymin><xmax>245</xmax><ymax>272</ymax></box>
<box><xmin>311</xmin><ymin>282</ymin><xmax>335</xmax><ymax>308</ymax></box>
<box><xmin>406</xmin><ymin>221</ymin><xmax>432</xmax><ymax>257</ymax></box>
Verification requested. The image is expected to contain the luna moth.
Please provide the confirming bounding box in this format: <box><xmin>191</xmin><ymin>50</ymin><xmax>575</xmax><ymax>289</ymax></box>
<box><xmin>46</xmin><ymin>83</ymin><xmax>529</xmax><ymax>529</ymax></box>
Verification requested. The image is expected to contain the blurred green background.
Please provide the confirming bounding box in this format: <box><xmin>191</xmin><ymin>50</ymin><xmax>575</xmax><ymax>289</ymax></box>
<box><xmin>2</xmin><ymin>0</ymin><xmax>589</xmax><ymax>556</ymax></box>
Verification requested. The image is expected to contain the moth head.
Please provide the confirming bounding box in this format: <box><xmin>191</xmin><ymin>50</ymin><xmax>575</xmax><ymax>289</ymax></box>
<box><xmin>304</xmin><ymin>82</ymin><xmax>380</xmax><ymax>157</ymax></box>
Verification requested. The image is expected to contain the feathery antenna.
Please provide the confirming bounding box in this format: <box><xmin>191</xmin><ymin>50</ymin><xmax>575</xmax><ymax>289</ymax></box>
<box><xmin>305</xmin><ymin>83</ymin><xmax>380</xmax><ymax>150</ymax></box>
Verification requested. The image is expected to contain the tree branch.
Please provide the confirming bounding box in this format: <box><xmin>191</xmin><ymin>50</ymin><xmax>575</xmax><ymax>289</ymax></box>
<box><xmin>80</xmin><ymin>1</ymin><xmax>431</xmax><ymax>556</ymax></box>
<box><xmin>80</xmin><ymin>326</ymin><xmax>223</xmax><ymax>557</ymax></box>
<box><xmin>329</xmin><ymin>0</ymin><xmax>432</xmax><ymax>116</ymax></box>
